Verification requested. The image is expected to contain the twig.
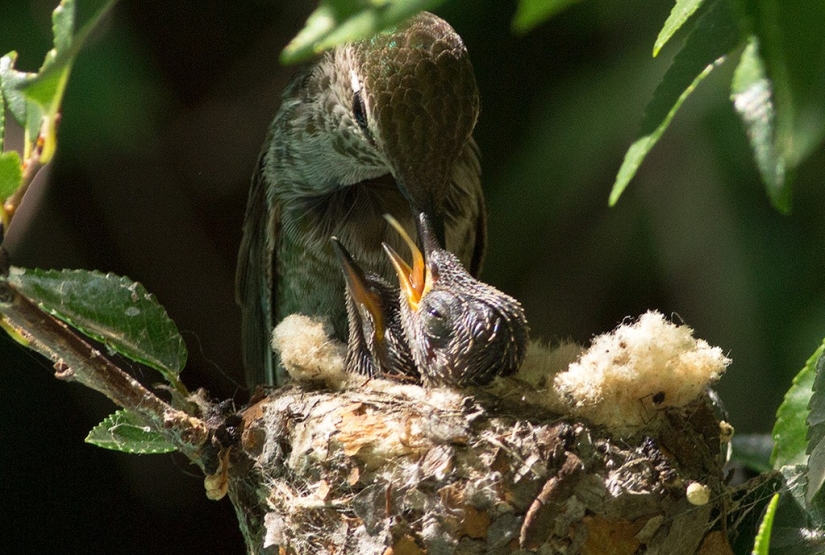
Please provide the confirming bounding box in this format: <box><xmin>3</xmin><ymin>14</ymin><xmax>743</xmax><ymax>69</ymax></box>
<box><xmin>0</xmin><ymin>276</ymin><xmax>210</xmax><ymax>463</ymax></box>
<box><xmin>0</xmin><ymin>114</ymin><xmax>213</xmax><ymax>467</ymax></box>
<box><xmin>2</xmin><ymin>116</ymin><xmax>53</xmax><ymax>229</ymax></box>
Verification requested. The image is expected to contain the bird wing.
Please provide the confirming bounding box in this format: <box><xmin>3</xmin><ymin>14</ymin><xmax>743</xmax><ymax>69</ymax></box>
<box><xmin>236</xmin><ymin>147</ymin><xmax>280</xmax><ymax>387</ymax></box>
<box><xmin>460</xmin><ymin>137</ymin><xmax>486</xmax><ymax>278</ymax></box>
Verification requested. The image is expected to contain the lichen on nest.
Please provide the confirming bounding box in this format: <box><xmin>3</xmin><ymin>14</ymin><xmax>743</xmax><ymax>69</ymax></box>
<box><xmin>223</xmin><ymin>311</ymin><xmax>733</xmax><ymax>554</ymax></box>
<box><xmin>272</xmin><ymin>310</ymin><xmax>731</xmax><ymax>433</ymax></box>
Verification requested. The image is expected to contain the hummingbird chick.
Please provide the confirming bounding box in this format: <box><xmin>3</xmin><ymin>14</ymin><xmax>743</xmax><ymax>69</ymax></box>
<box><xmin>237</xmin><ymin>12</ymin><xmax>486</xmax><ymax>387</ymax></box>
<box><xmin>331</xmin><ymin>237</ymin><xmax>418</xmax><ymax>383</ymax></box>
<box><xmin>384</xmin><ymin>214</ymin><xmax>528</xmax><ymax>387</ymax></box>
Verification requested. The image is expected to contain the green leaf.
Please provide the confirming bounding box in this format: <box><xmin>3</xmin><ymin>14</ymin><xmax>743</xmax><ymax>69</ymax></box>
<box><xmin>86</xmin><ymin>409</ymin><xmax>177</xmax><ymax>454</ymax></box>
<box><xmin>512</xmin><ymin>0</ymin><xmax>583</xmax><ymax>34</ymax></box>
<box><xmin>0</xmin><ymin>152</ymin><xmax>23</xmax><ymax>201</ymax></box>
<box><xmin>653</xmin><ymin>0</ymin><xmax>706</xmax><ymax>57</ymax></box>
<box><xmin>25</xmin><ymin>0</ymin><xmax>119</xmax><ymax>102</ymax></box>
<box><xmin>751</xmin><ymin>493</ymin><xmax>779</xmax><ymax>555</ymax></box>
<box><xmin>731</xmin><ymin>37</ymin><xmax>788</xmax><ymax>212</ymax></box>
<box><xmin>0</xmin><ymin>78</ymin><xmax>4</xmax><ymax>152</ymax></box>
<box><xmin>0</xmin><ymin>53</ymin><xmax>43</xmax><ymax>147</ymax></box>
<box><xmin>771</xmin><ymin>338</ymin><xmax>825</xmax><ymax>468</ymax></box>
<box><xmin>748</xmin><ymin>0</ymin><xmax>825</xmax><ymax>171</ymax></box>
<box><xmin>609</xmin><ymin>0</ymin><xmax>742</xmax><ymax>206</ymax></box>
<box><xmin>806</xmin><ymin>351</ymin><xmax>825</xmax><ymax>511</ymax></box>
<box><xmin>8</xmin><ymin>268</ymin><xmax>187</xmax><ymax>381</ymax></box>
<box><xmin>280</xmin><ymin>0</ymin><xmax>445</xmax><ymax>64</ymax></box>
<box><xmin>0</xmin><ymin>0</ymin><xmax>118</xmax><ymax>162</ymax></box>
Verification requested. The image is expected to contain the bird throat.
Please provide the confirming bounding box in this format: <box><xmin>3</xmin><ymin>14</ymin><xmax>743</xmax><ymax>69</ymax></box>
<box><xmin>277</xmin><ymin>174</ymin><xmax>416</xmax><ymax>341</ymax></box>
<box><xmin>292</xmin><ymin>173</ymin><xmax>407</xmax><ymax>241</ymax></box>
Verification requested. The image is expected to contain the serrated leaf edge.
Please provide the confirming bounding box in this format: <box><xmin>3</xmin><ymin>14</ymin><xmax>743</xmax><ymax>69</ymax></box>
<box><xmin>751</xmin><ymin>493</ymin><xmax>779</xmax><ymax>555</ymax></box>
<box><xmin>771</xmin><ymin>339</ymin><xmax>825</xmax><ymax>468</ymax></box>
<box><xmin>9</xmin><ymin>267</ymin><xmax>187</xmax><ymax>379</ymax></box>
<box><xmin>85</xmin><ymin>409</ymin><xmax>177</xmax><ymax>454</ymax></box>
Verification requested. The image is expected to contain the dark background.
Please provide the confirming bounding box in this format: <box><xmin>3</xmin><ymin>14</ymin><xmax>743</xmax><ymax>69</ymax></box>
<box><xmin>1</xmin><ymin>0</ymin><xmax>823</xmax><ymax>552</ymax></box>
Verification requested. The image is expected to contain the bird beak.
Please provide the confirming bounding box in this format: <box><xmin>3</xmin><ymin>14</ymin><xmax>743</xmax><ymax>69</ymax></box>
<box><xmin>382</xmin><ymin>214</ymin><xmax>435</xmax><ymax>312</ymax></box>
<box><xmin>413</xmin><ymin>211</ymin><xmax>442</xmax><ymax>270</ymax></box>
<box><xmin>392</xmin><ymin>178</ymin><xmax>448</xmax><ymax>248</ymax></box>
<box><xmin>419</xmin><ymin>204</ymin><xmax>447</xmax><ymax>248</ymax></box>
<box><xmin>331</xmin><ymin>237</ymin><xmax>385</xmax><ymax>342</ymax></box>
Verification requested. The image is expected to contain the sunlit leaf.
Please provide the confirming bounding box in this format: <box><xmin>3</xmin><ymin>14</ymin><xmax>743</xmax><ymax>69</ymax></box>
<box><xmin>0</xmin><ymin>152</ymin><xmax>22</xmax><ymax>201</ymax></box>
<box><xmin>731</xmin><ymin>37</ymin><xmax>788</xmax><ymax>212</ymax></box>
<box><xmin>512</xmin><ymin>0</ymin><xmax>582</xmax><ymax>34</ymax></box>
<box><xmin>752</xmin><ymin>493</ymin><xmax>779</xmax><ymax>555</ymax></box>
<box><xmin>0</xmin><ymin>53</ymin><xmax>43</xmax><ymax>150</ymax></box>
<box><xmin>771</xmin><ymin>339</ymin><xmax>825</xmax><ymax>468</ymax></box>
<box><xmin>653</xmin><ymin>0</ymin><xmax>706</xmax><ymax>57</ymax></box>
<box><xmin>0</xmin><ymin>0</ymin><xmax>117</xmax><ymax>162</ymax></box>
<box><xmin>609</xmin><ymin>0</ymin><xmax>742</xmax><ymax>206</ymax></box>
<box><xmin>86</xmin><ymin>409</ymin><xmax>177</xmax><ymax>454</ymax></box>
<box><xmin>281</xmin><ymin>0</ymin><xmax>445</xmax><ymax>64</ymax></box>
<box><xmin>8</xmin><ymin>268</ymin><xmax>187</xmax><ymax>381</ymax></box>
<box><xmin>748</xmin><ymin>0</ymin><xmax>825</xmax><ymax>170</ymax></box>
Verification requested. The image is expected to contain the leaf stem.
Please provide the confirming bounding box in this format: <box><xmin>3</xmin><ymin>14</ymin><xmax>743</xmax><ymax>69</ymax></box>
<box><xmin>0</xmin><ymin>277</ymin><xmax>209</xmax><ymax>463</ymax></box>
<box><xmin>1</xmin><ymin>116</ymin><xmax>52</xmax><ymax>230</ymax></box>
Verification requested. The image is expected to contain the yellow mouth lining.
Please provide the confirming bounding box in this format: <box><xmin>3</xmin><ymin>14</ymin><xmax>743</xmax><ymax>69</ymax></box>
<box><xmin>383</xmin><ymin>214</ymin><xmax>433</xmax><ymax>311</ymax></box>
<box><xmin>332</xmin><ymin>237</ymin><xmax>385</xmax><ymax>341</ymax></box>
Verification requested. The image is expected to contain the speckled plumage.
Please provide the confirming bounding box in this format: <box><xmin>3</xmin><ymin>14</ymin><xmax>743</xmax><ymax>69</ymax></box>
<box><xmin>386</xmin><ymin>213</ymin><xmax>528</xmax><ymax>387</ymax></box>
<box><xmin>237</xmin><ymin>13</ymin><xmax>485</xmax><ymax>387</ymax></box>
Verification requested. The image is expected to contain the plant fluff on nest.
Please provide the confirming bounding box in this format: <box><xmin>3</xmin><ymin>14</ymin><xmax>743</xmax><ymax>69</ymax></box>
<box><xmin>221</xmin><ymin>311</ymin><xmax>732</xmax><ymax>554</ymax></box>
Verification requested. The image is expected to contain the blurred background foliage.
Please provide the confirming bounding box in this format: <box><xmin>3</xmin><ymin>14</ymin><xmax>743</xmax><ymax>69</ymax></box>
<box><xmin>1</xmin><ymin>0</ymin><xmax>823</xmax><ymax>552</ymax></box>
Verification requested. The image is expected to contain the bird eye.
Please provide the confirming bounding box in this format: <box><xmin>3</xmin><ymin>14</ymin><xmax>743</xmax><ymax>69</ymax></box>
<box><xmin>424</xmin><ymin>314</ymin><xmax>451</xmax><ymax>343</ymax></box>
<box><xmin>422</xmin><ymin>294</ymin><xmax>453</xmax><ymax>344</ymax></box>
<box><xmin>352</xmin><ymin>90</ymin><xmax>371</xmax><ymax>138</ymax></box>
<box><xmin>427</xmin><ymin>306</ymin><xmax>444</xmax><ymax>320</ymax></box>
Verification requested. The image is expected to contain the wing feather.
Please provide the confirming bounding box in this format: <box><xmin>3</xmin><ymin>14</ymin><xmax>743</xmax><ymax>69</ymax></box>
<box><xmin>236</xmin><ymin>150</ymin><xmax>279</xmax><ymax>387</ymax></box>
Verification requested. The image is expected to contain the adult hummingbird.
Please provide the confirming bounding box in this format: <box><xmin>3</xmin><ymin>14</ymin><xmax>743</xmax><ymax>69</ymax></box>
<box><xmin>237</xmin><ymin>12</ymin><xmax>486</xmax><ymax>387</ymax></box>
<box><xmin>383</xmin><ymin>213</ymin><xmax>528</xmax><ymax>387</ymax></box>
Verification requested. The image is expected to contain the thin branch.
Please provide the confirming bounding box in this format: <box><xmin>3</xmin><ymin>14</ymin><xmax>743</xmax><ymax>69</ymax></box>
<box><xmin>0</xmin><ymin>114</ymin><xmax>213</xmax><ymax>468</ymax></box>
<box><xmin>0</xmin><ymin>277</ymin><xmax>209</xmax><ymax>463</ymax></box>
<box><xmin>2</xmin><ymin>116</ymin><xmax>54</xmax><ymax>228</ymax></box>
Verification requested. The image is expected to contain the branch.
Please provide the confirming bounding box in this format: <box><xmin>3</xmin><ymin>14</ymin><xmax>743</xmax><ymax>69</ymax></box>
<box><xmin>0</xmin><ymin>276</ymin><xmax>209</xmax><ymax>462</ymax></box>
<box><xmin>1</xmin><ymin>116</ymin><xmax>51</xmax><ymax>228</ymax></box>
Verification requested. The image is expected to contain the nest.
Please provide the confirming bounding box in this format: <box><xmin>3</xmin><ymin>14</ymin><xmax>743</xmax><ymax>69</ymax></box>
<box><xmin>219</xmin><ymin>311</ymin><xmax>732</xmax><ymax>554</ymax></box>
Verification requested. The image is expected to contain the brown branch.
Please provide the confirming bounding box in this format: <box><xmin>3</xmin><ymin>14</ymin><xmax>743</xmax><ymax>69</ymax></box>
<box><xmin>0</xmin><ymin>277</ymin><xmax>209</xmax><ymax>463</ymax></box>
<box><xmin>0</xmin><ymin>114</ymin><xmax>217</xmax><ymax>478</ymax></box>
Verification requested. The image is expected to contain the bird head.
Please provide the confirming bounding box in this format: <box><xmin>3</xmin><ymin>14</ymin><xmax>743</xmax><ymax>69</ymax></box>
<box><xmin>331</xmin><ymin>236</ymin><xmax>418</xmax><ymax>382</ymax></box>
<box><xmin>281</xmin><ymin>12</ymin><xmax>478</xmax><ymax>242</ymax></box>
<box><xmin>353</xmin><ymin>12</ymin><xmax>479</xmax><ymax>239</ymax></box>
<box><xmin>383</xmin><ymin>213</ymin><xmax>528</xmax><ymax>387</ymax></box>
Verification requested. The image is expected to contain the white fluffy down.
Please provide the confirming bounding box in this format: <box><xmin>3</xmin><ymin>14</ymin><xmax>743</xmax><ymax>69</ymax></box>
<box><xmin>517</xmin><ymin>340</ymin><xmax>584</xmax><ymax>390</ymax></box>
<box><xmin>271</xmin><ymin>311</ymin><xmax>730</xmax><ymax>433</ymax></box>
<box><xmin>554</xmin><ymin>311</ymin><xmax>730</xmax><ymax>430</ymax></box>
<box><xmin>271</xmin><ymin>314</ymin><xmax>348</xmax><ymax>387</ymax></box>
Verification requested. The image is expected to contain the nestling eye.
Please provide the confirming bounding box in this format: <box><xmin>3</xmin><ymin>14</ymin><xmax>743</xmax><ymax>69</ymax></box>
<box><xmin>422</xmin><ymin>293</ymin><xmax>453</xmax><ymax>345</ymax></box>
